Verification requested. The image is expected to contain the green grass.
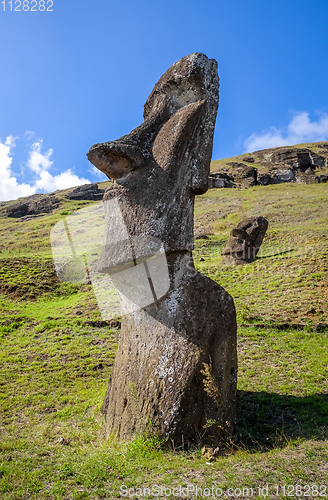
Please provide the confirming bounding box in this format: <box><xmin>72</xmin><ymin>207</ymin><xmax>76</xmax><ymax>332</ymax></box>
<box><xmin>0</xmin><ymin>309</ymin><xmax>327</xmax><ymax>498</ymax></box>
<box><xmin>194</xmin><ymin>183</ymin><xmax>328</xmax><ymax>323</ymax></box>
<box><xmin>0</xmin><ymin>178</ymin><xmax>328</xmax><ymax>498</ymax></box>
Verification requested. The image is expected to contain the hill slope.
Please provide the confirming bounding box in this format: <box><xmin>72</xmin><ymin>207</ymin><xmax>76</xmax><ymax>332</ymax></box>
<box><xmin>0</xmin><ymin>142</ymin><xmax>327</xmax><ymax>323</ymax></box>
<box><xmin>0</xmin><ymin>143</ymin><xmax>327</xmax><ymax>499</ymax></box>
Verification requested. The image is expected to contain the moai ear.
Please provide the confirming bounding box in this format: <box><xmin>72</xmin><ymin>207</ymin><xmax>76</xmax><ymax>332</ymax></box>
<box><xmin>147</xmin><ymin>54</ymin><xmax>219</xmax><ymax>194</ymax></box>
<box><xmin>189</xmin><ymin>137</ymin><xmax>214</xmax><ymax>195</ymax></box>
<box><xmin>152</xmin><ymin>100</ymin><xmax>207</xmax><ymax>174</ymax></box>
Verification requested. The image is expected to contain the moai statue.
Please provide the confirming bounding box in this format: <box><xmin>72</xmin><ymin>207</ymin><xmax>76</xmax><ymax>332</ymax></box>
<box><xmin>221</xmin><ymin>216</ymin><xmax>268</xmax><ymax>265</ymax></box>
<box><xmin>87</xmin><ymin>53</ymin><xmax>237</xmax><ymax>445</ymax></box>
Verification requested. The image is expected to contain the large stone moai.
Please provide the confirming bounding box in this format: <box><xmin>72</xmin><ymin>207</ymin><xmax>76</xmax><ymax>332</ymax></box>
<box><xmin>87</xmin><ymin>53</ymin><xmax>237</xmax><ymax>445</ymax></box>
<box><xmin>221</xmin><ymin>216</ymin><xmax>268</xmax><ymax>265</ymax></box>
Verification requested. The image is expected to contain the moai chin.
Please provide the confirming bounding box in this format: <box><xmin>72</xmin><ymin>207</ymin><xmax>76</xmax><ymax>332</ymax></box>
<box><xmin>87</xmin><ymin>53</ymin><xmax>237</xmax><ymax>444</ymax></box>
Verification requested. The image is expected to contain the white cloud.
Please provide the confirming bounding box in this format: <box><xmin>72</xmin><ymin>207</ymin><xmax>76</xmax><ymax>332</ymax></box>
<box><xmin>0</xmin><ymin>135</ymin><xmax>91</xmax><ymax>202</ymax></box>
<box><xmin>27</xmin><ymin>141</ymin><xmax>53</xmax><ymax>173</ymax></box>
<box><xmin>0</xmin><ymin>136</ymin><xmax>36</xmax><ymax>201</ymax></box>
<box><xmin>244</xmin><ymin>111</ymin><xmax>328</xmax><ymax>152</ymax></box>
<box><xmin>34</xmin><ymin>169</ymin><xmax>90</xmax><ymax>191</ymax></box>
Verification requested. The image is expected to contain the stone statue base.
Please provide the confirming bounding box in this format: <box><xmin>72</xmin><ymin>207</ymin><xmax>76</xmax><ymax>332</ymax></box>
<box><xmin>101</xmin><ymin>254</ymin><xmax>237</xmax><ymax>444</ymax></box>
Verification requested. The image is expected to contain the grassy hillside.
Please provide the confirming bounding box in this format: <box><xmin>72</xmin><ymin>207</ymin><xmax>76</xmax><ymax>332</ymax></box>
<box><xmin>0</xmin><ymin>152</ymin><xmax>327</xmax><ymax>499</ymax></box>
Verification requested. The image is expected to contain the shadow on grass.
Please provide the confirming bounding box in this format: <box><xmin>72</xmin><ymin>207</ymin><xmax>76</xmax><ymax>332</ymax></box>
<box><xmin>236</xmin><ymin>390</ymin><xmax>328</xmax><ymax>451</ymax></box>
<box><xmin>257</xmin><ymin>249</ymin><xmax>295</xmax><ymax>259</ymax></box>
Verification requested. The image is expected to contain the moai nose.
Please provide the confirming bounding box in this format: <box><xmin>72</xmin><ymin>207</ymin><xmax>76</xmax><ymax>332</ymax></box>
<box><xmin>87</xmin><ymin>142</ymin><xmax>144</xmax><ymax>181</ymax></box>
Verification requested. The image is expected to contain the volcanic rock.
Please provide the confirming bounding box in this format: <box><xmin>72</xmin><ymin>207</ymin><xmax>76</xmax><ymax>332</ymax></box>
<box><xmin>6</xmin><ymin>195</ymin><xmax>60</xmax><ymax>218</ymax></box>
<box><xmin>208</xmin><ymin>142</ymin><xmax>328</xmax><ymax>191</ymax></box>
<box><xmin>65</xmin><ymin>183</ymin><xmax>104</xmax><ymax>201</ymax></box>
<box><xmin>208</xmin><ymin>172</ymin><xmax>235</xmax><ymax>189</ymax></box>
<box><xmin>257</xmin><ymin>172</ymin><xmax>271</xmax><ymax>186</ymax></box>
<box><xmin>226</xmin><ymin>163</ymin><xmax>257</xmax><ymax>188</ymax></box>
<box><xmin>296</xmin><ymin>168</ymin><xmax>319</xmax><ymax>184</ymax></box>
<box><xmin>271</xmin><ymin>168</ymin><xmax>295</xmax><ymax>183</ymax></box>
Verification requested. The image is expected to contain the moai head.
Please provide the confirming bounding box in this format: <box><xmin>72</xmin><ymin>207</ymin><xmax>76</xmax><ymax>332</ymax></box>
<box><xmin>87</xmin><ymin>53</ymin><xmax>219</xmax><ymax>272</ymax></box>
<box><xmin>221</xmin><ymin>216</ymin><xmax>269</xmax><ymax>264</ymax></box>
<box><xmin>50</xmin><ymin>54</ymin><xmax>219</xmax><ymax>321</ymax></box>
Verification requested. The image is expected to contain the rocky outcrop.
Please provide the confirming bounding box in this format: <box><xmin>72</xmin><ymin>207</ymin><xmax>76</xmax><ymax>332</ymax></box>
<box><xmin>209</xmin><ymin>142</ymin><xmax>328</xmax><ymax>190</ymax></box>
<box><xmin>87</xmin><ymin>53</ymin><xmax>237</xmax><ymax>444</ymax></box>
<box><xmin>318</xmin><ymin>174</ymin><xmax>328</xmax><ymax>183</ymax></box>
<box><xmin>226</xmin><ymin>163</ymin><xmax>257</xmax><ymax>188</ymax></box>
<box><xmin>208</xmin><ymin>172</ymin><xmax>235</xmax><ymax>188</ymax></box>
<box><xmin>221</xmin><ymin>216</ymin><xmax>268</xmax><ymax>265</ymax></box>
<box><xmin>295</xmin><ymin>168</ymin><xmax>319</xmax><ymax>184</ymax></box>
<box><xmin>6</xmin><ymin>195</ymin><xmax>60</xmax><ymax>218</ymax></box>
<box><xmin>274</xmin><ymin>148</ymin><xmax>315</xmax><ymax>170</ymax></box>
<box><xmin>242</xmin><ymin>156</ymin><xmax>255</xmax><ymax>163</ymax></box>
<box><xmin>257</xmin><ymin>172</ymin><xmax>271</xmax><ymax>186</ymax></box>
<box><xmin>6</xmin><ymin>202</ymin><xmax>30</xmax><ymax>218</ymax></box>
<box><xmin>65</xmin><ymin>183</ymin><xmax>104</xmax><ymax>201</ymax></box>
<box><xmin>271</xmin><ymin>168</ymin><xmax>295</xmax><ymax>183</ymax></box>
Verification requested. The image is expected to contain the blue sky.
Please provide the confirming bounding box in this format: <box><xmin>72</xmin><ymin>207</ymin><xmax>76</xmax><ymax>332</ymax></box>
<box><xmin>1</xmin><ymin>0</ymin><xmax>328</xmax><ymax>201</ymax></box>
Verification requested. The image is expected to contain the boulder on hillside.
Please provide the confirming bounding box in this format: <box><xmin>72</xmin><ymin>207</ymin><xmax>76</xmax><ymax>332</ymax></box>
<box><xmin>226</xmin><ymin>163</ymin><xmax>257</xmax><ymax>188</ymax></box>
<box><xmin>221</xmin><ymin>216</ymin><xmax>268</xmax><ymax>265</ymax></box>
<box><xmin>65</xmin><ymin>183</ymin><xmax>105</xmax><ymax>201</ymax></box>
<box><xmin>6</xmin><ymin>202</ymin><xmax>30</xmax><ymax>218</ymax></box>
<box><xmin>207</xmin><ymin>143</ymin><xmax>328</xmax><ymax>192</ymax></box>
<box><xmin>271</xmin><ymin>168</ymin><xmax>295</xmax><ymax>183</ymax></box>
<box><xmin>296</xmin><ymin>168</ymin><xmax>319</xmax><ymax>184</ymax></box>
<box><xmin>274</xmin><ymin>148</ymin><xmax>313</xmax><ymax>171</ymax></box>
<box><xmin>257</xmin><ymin>172</ymin><xmax>271</xmax><ymax>185</ymax></box>
<box><xmin>242</xmin><ymin>156</ymin><xmax>255</xmax><ymax>163</ymax></box>
<box><xmin>28</xmin><ymin>195</ymin><xmax>60</xmax><ymax>214</ymax></box>
<box><xmin>318</xmin><ymin>174</ymin><xmax>328</xmax><ymax>183</ymax></box>
<box><xmin>310</xmin><ymin>153</ymin><xmax>326</xmax><ymax>168</ymax></box>
<box><xmin>208</xmin><ymin>172</ymin><xmax>235</xmax><ymax>189</ymax></box>
<box><xmin>274</xmin><ymin>148</ymin><xmax>327</xmax><ymax>171</ymax></box>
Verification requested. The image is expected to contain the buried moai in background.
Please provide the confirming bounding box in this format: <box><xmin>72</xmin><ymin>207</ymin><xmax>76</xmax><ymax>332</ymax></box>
<box><xmin>87</xmin><ymin>53</ymin><xmax>237</xmax><ymax>444</ymax></box>
<box><xmin>221</xmin><ymin>216</ymin><xmax>268</xmax><ymax>265</ymax></box>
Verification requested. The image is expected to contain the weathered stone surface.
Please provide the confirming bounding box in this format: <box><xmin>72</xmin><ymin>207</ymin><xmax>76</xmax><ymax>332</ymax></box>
<box><xmin>274</xmin><ymin>148</ymin><xmax>314</xmax><ymax>171</ymax></box>
<box><xmin>29</xmin><ymin>195</ymin><xmax>60</xmax><ymax>214</ymax></box>
<box><xmin>221</xmin><ymin>216</ymin><xmax>268</xmax><ymax>265</ymax></box>
<box><xmin>271</xmin><ymin>168</ymin><xmax>295</xmax><ymax>183</ymax></box>
<box><xmin>295</xmin><ymin>168</ymin><xmax>319</xmax><ymax>184</ymax></box>
<box><xmin>66</xmin><ymin>183</ymin><xmax>104</xmax><ymax>201</ymax></box>
<box><xmin>87</xmin><ymin>53</ymin><xmax>237</xmax><ymax>444</ymax></box>
<box><xmin>208</xmin><ymin>172</ymin><xmax>235</xmax><ymax>189</ymax></box>
<box><xmin>226</xmin><ymin>163</ymin><xmax>257</xmax><ymax>188</ymax></box>
<box><xmin>6</xmin><ymin>202</ymin><xmax>30</xmax><ymax>218</ymax></box>
<box><xmin>242</xmin><ymin>156</ymin><xmax>255</xmax><ymax>163</ymax></box>
<box><xmin>257</xmin><ymin>172</ymin><xmax>271</xmax><ymax>186</ymax></box>
<box><xmin>310</xmin><ymin>153</ymin><xmax>326</xmax><ymax>168</ymax></box>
